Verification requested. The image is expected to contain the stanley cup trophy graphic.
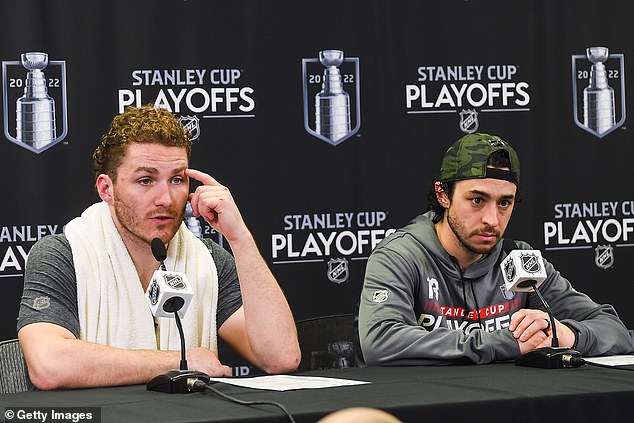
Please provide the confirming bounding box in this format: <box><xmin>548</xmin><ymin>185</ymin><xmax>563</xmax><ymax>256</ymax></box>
<box><xmin>583</xmin><ymin>47</ymin><xmax>616</xmax><ymax>135</ymax></box>
<box><xmin>16</xmin><ymin>52</ymin><xmax>57</xmax><ymax>150</ymax></box>
<box><xmin>184</xmin><ymin>202</ymin><xmax>203</xmax><ymax>238</ymax></box>
<box><xmin>315</xmin><ymin>50</ymin><xmax>351</xmax><ymax>143</ymax></box>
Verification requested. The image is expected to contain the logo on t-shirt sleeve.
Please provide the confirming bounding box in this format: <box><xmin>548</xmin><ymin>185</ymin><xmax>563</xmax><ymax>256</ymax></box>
<box><xmin>372</xmin><ymin>290</ymin><xmax>389</xmax><ymax>303</ymax></box>
<box><xmin>33</xmin><ymin>296</ymin><xmax>51</xmax><ymax>310</ymax></box>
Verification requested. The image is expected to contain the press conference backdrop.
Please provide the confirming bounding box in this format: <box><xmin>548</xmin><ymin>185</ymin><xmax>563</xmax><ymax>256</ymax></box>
<box><xmin>1</xmin><ymin>0</ymin><xmax>633</xmax><ymax>373</ymax></box>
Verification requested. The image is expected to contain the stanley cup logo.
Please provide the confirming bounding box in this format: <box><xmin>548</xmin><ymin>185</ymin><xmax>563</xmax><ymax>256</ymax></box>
<box><xmin>303</xmin><ymin>50</ymin><xmax>360</xmax><ymax>146</ymax></box>
<box><xmin>2</xmin><ymin>51</ymin><xmax>68</xmax><ymax>153</ymax></box>
<box><xmin>184</xmin><ymin>202</ymin><xmax>203</xmax><ymax>238</ymax></box>
<box><xmin>315</xmin><ymin>50</ymin><xmax>351</xmax><ymax>142</ymax></box>
<box><xmin>583</xmin><ymin>47</ymin><xmax>615</xmax><ymax>134</ymax></box>
<box><xmin>572</xmin><ymin>46</ymin><xmax>626</xmax><ymax>138</ymax></box>
<box><xmin>17</xmin><ymin>52</ymin><xmax>57</xmax><ymax>149</ymax></box>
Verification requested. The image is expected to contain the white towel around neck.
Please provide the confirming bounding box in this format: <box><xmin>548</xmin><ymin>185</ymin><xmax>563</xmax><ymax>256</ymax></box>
<box><xmin>64</xmin><ymin>201</ymin><xmax>218</xmax><ymax>352</ymax></box>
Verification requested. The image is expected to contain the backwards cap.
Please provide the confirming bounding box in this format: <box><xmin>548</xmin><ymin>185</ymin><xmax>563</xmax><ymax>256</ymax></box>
<box><xmin>439</xmin><ymin>133</ymin><xmax>520</xmax><ymax>185</ymax></box>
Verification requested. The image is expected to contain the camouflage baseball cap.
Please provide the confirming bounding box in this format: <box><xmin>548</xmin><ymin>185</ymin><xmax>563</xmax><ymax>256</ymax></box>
<box><xmin>439</xmin><ymin>133</ymin><xmax>520</xmax><ymax>185</ymax></box>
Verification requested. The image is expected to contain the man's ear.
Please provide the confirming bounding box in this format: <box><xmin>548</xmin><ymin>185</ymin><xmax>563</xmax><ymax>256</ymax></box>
<box><xmin>435</xmin><ymin>181</ymin><xmax>450</xmax><ymax>209</ymax></box>
<box><xmin>96</xmin><ymin>174</ymin><xmax>114</xmax><ymax>204</ymax></box>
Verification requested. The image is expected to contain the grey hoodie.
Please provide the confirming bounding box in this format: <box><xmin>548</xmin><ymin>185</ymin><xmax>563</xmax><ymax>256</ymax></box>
<box><xmin>358</xmin><ymin>211</ymin><xmax>634</xmax><ymax>365</ymax></box>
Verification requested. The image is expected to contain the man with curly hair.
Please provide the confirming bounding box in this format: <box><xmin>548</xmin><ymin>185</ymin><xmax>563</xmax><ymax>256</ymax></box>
<box><xmin>17</xmin><ymin>105</ymin><xmax>300</xmax><ymax>390</ymax></box>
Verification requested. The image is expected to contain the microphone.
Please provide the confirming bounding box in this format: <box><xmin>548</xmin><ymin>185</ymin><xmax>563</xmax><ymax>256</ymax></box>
<box><xmin>146</xmin><ymin>237</ymin><xmax>210</xmax><ymax>393</ymax></box>
<box><xmin>146</xmin><ymin>239</ymin><xmax>193</xmax><ymax>320</ymax></box>
<box><xmin>501</xmin><ymin>249</ymin><xmax>582</xmax><ymax>368</ymax></box>
<box><xmin>151</xmin><ymin>237</ymin><xmax>167</xmax><ymax>271</ymax></box>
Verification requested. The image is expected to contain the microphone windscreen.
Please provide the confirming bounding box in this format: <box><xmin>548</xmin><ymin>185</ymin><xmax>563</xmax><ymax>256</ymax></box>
<box><xmin>151</xmin><ymin>237</ymin><xmax>167</xmax><ymax>262</ymax></box>
<box><xmin>500</xmin><ymin>249</ymin><xmax>548</xmax><ymax>292</ymax></box>
<box><xmin>147</xmin><ymin>270</ymin><xmax>193</xmax><ymax>318</ymax></box>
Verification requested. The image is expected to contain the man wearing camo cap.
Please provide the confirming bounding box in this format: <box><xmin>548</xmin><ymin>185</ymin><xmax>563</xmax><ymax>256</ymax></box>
<box><xmin>358</xmin><ymin>133</ymin><xmax>633</xmax><ymax>366</ymax></box>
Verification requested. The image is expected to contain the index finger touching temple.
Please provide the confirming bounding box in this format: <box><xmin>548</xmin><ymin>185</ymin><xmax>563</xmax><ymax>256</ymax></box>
<box><xmin>185</xmin><ymin>168</ymin><xmax>219</xmax><ymax>187</ymax></box>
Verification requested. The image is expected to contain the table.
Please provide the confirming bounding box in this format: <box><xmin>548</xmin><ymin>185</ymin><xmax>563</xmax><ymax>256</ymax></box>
<box><xmin>2</xmin><ymin>363</ymin><xmax>634</xmax><ymax>422</ymax></box>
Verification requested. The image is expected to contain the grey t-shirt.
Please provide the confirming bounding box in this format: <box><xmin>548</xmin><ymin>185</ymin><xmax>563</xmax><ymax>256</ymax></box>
<box><xmin>17</xmin><ymin>234</ymin><xmax>242</xmax><ymax>338</ymax></box>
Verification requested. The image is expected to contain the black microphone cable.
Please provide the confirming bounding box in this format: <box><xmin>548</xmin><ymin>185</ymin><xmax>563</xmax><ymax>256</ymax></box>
<box><xmin>188</xmin><ymin>379</ymin><xmax>296</xmax><ymax>423</ymax></box>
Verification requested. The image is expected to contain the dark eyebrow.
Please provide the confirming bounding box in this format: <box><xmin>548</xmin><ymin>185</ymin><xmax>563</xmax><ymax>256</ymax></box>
<box><xmin>133</xmin><ymin>167</ymin><xmax>158</xmax><ymax>174</ymax></box>
<box><xmin>133</xmin><ymin>166</ymin><xmax>187</xmax><ymax>175</ymax></box>
<box><xmin>469</xmin><ymin>189</ymin><xmax>515</xmax><ymax>201</ymax></box>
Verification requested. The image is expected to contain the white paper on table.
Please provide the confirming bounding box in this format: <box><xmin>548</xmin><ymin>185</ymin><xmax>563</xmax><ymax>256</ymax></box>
<box><xmin>208</xmin><ymin>375</ymin><xmax>371</xmax><ymax>391</ymax></box>
<box><xmin>583</xmin><ymin>355</ymin><xmax>634</xmax><ymax>366</ymax></box>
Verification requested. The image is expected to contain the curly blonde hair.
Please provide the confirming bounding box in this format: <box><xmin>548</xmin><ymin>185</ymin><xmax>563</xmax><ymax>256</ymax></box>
<box><xmin>92</xmin><ymin>104</ymin><xmax>192</xmax><ymax>181</ymax></box>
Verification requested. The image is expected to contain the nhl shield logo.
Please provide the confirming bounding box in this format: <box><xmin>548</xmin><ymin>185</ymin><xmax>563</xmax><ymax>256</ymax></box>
<box><xmin>595</xmin><ymin>244</ymin><xmax>614</xmax><ymax>269</ymax></box>
<box><xmin>520</xmin><ymin>253</ymin><xmax>541</xmax><ymax>273</ymax></box>
<box><xmin>459</xmin><ymin>109</ymin><xmax>479</xmax><ymax>134</ymax></box>
<box><xmin>302</xmin><ymin>50</ymin><xmax>361</xmax><ymax>146</ymax></box>
<box><xmin>33</xmin><ymin>296</ymin><xmax>51</xmax><ymax>310</ymax></box>
<box><xmin>2</xmin><ymin>52</ymin><xmax>68</xmax><ymax>153</ymax></box>
<box><xmin>503</xmin><ymin>258</ymin><xmax>516</xmax><ymax>283</ymax></box>
<box><xmin>179</xmin><ymin>115</ymin><xmax>200</xmax><ymax>141</ymax></box>
<box><xmin>148</xmin><ymin>281</ymin><xmax>160</xmax><ymax>305</ymax></box>
<box><xmin>327</xmin><ymin>257</ymin><xmax>349</xmax><ymax>284</ymax></box>
<box><xmin>372</xmin><ymin>290</ymin><xmax>389</xmax><ymax>303</ymax></box>
<box><xmin>165</xmin><ymin>274</ymin><xmax>186</xmax><ymax>290</ymax></box>
<box><xmin>572</xmin><ymin>46</ymin><xmax>626</xmax><ymax>138</ymax></box>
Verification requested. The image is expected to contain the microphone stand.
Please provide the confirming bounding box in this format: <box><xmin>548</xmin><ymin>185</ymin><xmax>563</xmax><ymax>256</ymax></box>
<box><xmin>531</xmin><ymin>285</ymin><xmax>559</xmax><ymax>347</ymax></box>
<box><xmin>514</xmin><ymin>281</ymin><xmax>582</xmax><ymax>368</ymax></box>
<box><xmin>174</xmin><ymin>310</ymin><xmax>188</xmax><ymax>371</ymax></box>
<box><xmin>146</xmin><ymin>309</ymin><xmax>211</xmax><ymax>393</ymax></box>
<box><xmin>146</xmin><ymin>259</ymin><xmax>211</xmax><ymax>393</ymax></box>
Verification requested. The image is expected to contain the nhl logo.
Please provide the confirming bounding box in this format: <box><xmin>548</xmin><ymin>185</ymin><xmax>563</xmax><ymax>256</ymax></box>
<box><xmin>488</xmin><ymin>139</ymin><xmax>506</xmax><ymax>148</ymax></box>
<box><xmin>327</xmin><ymin>258</ymin><xmax>349</xmax><ymax>284</ymax></box>
<box><xmin>165</xmin><ymin>274</ymin><xmax>186</xmax><ymax>290</ymax></box>
<box><xmin>148</xmin><ymin>280</ymin><xmax>160</xmax><ymax>305</ymax></box>
<box><xmin>33</xmin><ymin>296</ymin><xmax>51</xmax><ymax>310</ymax></box>
<box><xmin>520</xmin><ymin>253</ymin><xmax>541</xmax><ymax>273</ymax></box>
<box><xmin>459</xmin><ymin>109</ymin><xmax>479</xmax><ymax>134</ymax></box>
<box><xmin>503</xmin><ymin>258</ymin><xmax>516</xmax><ymax>283</ymax></box>
<box><xmin>595</xmin><ymin>244</ymin><xmax>614</xmax><ymax>269</ymax></box>
<box><xmin>179</xmin><ymin>115</ymin><xmax>200</xmax><ymax>141</ymax></box>
<box><xmin>372</xmin><ymin>290</ymin><xmax>389</xmax><ymax>303</ymax></box>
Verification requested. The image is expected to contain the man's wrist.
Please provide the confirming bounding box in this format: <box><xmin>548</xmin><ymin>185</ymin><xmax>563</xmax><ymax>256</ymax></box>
<box><xmin>562</xmin><ymin>323</ymin><xmax>580</xmax><ymax>349</ymax></box>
